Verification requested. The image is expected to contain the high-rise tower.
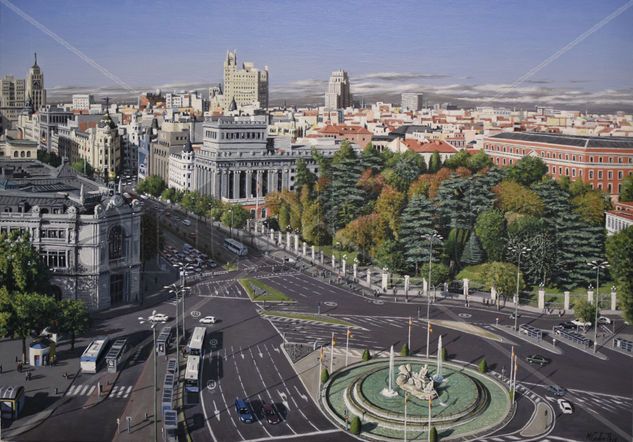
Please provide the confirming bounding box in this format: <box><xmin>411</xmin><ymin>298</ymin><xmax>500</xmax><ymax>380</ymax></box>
<box><xmin>324</xmin><ymin>70</ymin><xmax>352</xmax><ymax>110</ymax></box>
<box><xmin>26</xmin><ymin>53</ymin><xmax>46</xmax><ymax>111</ymax></box>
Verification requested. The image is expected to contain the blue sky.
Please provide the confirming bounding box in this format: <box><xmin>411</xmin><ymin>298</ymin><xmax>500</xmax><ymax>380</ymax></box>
<box><xmin>1</xmin><ymin>0</ymin><xmax>632</xmax><ymax>108</ymax></box>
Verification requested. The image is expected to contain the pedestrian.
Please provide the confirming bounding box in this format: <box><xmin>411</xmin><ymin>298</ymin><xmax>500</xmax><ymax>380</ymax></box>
<box><xmin>0</xmin><ymin>364</ymin><xmax>2</xmax><ymax>373</ymax></box>
<box><xmin>28</xmin><ymin>371</ymin><xmax>32</xmax><ymax>381</ymax></box>
<box><xmin>15</xmin><ymin>355</ymin><xmax>18</xmax><ymax>363</ymax></box>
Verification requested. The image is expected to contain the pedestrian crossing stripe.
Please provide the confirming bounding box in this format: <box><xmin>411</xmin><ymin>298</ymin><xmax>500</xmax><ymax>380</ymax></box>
<box><xmin>66</xmin><ymin>384</ymin><xmax>132</xmax><ymax>398</ymax></box>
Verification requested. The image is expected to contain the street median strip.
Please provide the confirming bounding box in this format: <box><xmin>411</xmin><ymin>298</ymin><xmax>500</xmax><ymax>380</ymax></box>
<box><xmin>431</xmin><ymin>319</ymin><xmax>505</xmax><ymax>342</ymax></box>
<box><xmin>260</xmin><ymin>310</ymin><xmax>361</xmax><ymax>328</ymax></box>
<box><xmin>239</xmin><ymin>278</ymin><xmax>295</xmax><ymax>303</ymax></box>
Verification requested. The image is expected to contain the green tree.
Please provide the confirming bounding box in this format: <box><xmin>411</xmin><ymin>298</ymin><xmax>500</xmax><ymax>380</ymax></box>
<box><xmin>428</xmin><ymin>151</ymin><xmax>442</xmax><ymax>173</ymax></box>
<box><xmin>362</xmin><ymin>348</ymin><xmax>371</xmax><ymax>361</ymax></box>
<box><xmin>350</xmin><ymin>416</ymin><xmax>361</xmax><ymax>435</ymax></box>
<box><xmin>420</xmin><ymin>262</ymin><xmax>450</xmax><ymax>287</ymax></box>
<box><xmin>0</xmin><ymin>232</ymin><xmax>50</xmax><ymax>294</ymax></box>
<box><xmin>507</xmin><ymin>156</ymin><xmax>548</xmax><ymax>186</ymax></box>
<box><xmin>572</xmin><ymin>191</ymin><xmax>610</xmax><ymax>225</ymax></box>
<box><xmin>382</xmin><ymin>151</ymin><xmax>426</xmax><ymax>192</ymax></box>
<box><xmin>321</xmin><ymin>368</ymin><xmax>330</xmax><ymax>384</ymax></box>
<box><xmin>37</xmin><ymin>150</ymin><xmax>62</xmax><ymax>167</ymax></box>
<box><xmin>70</xmin><ymin>159</ymin><xmax>94</xmax><ymax>177</ymax></box>
<box><xmin>620</xmin><ymin>175</ymin><xmax>633</xmax><ymax>202</ymax></box>
<box><xmin>294</xmin><ymin>158</ymin><xmax>316</xmax><ymax>191</ymax></box>
<box><xmin>221</xmin><ymin>205</ymin><xmax>250</xmax><ymax>229</ymax></box>
<box><xmin>361</xmin><ymin>142</ymin><xmax>385</xmax><ymax>172</ymax></box>
<box><xmin>467</xmin><ymin>151</ymin><xmax>493</xmax><ymax>172</ymax></box>
<box><xmin>374</xmin><ymin>186</ymin><xmax>405</xmax><ymax>237</ymax></box>
<box><xmin>481</xmin><ymin>262</ymin><xmax>524</xmax><ymax>303</ymax></box>
<box><xmin>9</xmin><ymin>292</ymin><xmax>58</xmax><ymax>362</ymax></box>
<box><xmin>478</xmin><ymin>358</ymin><xmax>488</xmax><ymax>373</ymax></box>
<box><xmin>374</xmin><ymin>239</ymin><xmax>406</xmax><ymax>273</ymax></box>
<box><xmin>475</xmin><ymin>209</ymin><xmax>506</xmax><ymax>261</ymax></box>
<box><xmin>59</xmin><ymin>299</ymin><xmax>91</xmax><ymax>350</ymax></box>
<box><xmin>398</xmin><ymin>195</ymin><xmax>439</xmax><ymax>273</ymax></box>
<box><xmin>444</xmin><ymin>150</ymin><xmax>470</xmax><ymax>169</ymax></box>
<box><xmin>494</xmin><ymin>180</ymin><xmax>544</xmax><ymax>217</ymax></box>
<box><xmin>400</xmin><ymin>343</ymin><xmax>410</xmax><ymax>356</ymax></box>
<box><xmin>160</xmin><ymin>187</ymin><xmax>176</xmax><ymax>202</ymax></box>
<box><xmin>573</xmin><ymin>299</ymin><xmax>597</xmax><ymax>324</ymax></box>
<box><xmin>606</xmin><ymin>226</ymin><xmax>633</xmax><ymax>323</ymax></box>
<box><xmin>460</xmin><ymin>232</ymin><xmax>484</xmax><ymax>265</ymax></box>
<box><xmin>325</xmin><ymin>142</ymin><xmax>365</xmax><ymax>231</ymax></box>
<box><xmin>137</xmin><ymin>175</ymin><xmax>166</xmax><ymax>197</ymax></box>
<box><xmin>278</xmin><ymin>205</ymin><xmax>290</xmax><ymax>231</ymax></box>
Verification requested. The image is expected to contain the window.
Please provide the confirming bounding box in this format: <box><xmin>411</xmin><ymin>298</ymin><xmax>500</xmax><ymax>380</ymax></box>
<box><xmin>608</xmin><ymin>171</ymin><xmax>613</xmax><ymax>179</ymax></box>
<box><xmin>598</xmin><ymin>171</ymin><xmax>603</xmax><ymax>179</ymax></box>
<box><xmin>589</xmin><ymin>171</ymin><xmax>594</xmax><ymax>179</ymax></box>
<box><xmin>108</xmin><ymin>226</ymin><xmax>124</xmax><ymax>260</ymax></box>
<box><xmin>572</xmin><ymin>169</ymin><xmax>576</xmax><ymax>177</ymax></box>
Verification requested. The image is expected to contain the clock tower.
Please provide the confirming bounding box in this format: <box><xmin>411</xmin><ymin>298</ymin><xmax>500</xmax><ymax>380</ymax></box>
<box><xmin>26</xmin><ymin>52</ymin><xmax>46</xmax><ymax>112</ymax></box>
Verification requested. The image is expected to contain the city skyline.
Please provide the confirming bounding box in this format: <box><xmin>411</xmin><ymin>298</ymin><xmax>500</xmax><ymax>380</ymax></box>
<box><xmin>1</xmin><ymin>0</ymin><xmax>633</xmax><ymax>110</ymax></box>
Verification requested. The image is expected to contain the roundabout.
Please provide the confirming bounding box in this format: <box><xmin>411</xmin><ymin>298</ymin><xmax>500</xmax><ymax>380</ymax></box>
<box><xmin>321</xmin><ymin>355</ymin><xmax>512</xmax><ymax>440</ymax></box>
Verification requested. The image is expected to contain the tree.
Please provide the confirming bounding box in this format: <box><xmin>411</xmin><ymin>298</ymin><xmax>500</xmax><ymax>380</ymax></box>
<box><xmin>59</xmin><ymin>299</ymin><xmax>91</xmax><ymax>350</ymax></box>
<box><xmin>321</xmin><ymin>368</ymin><xmax>330</xmax><ymax>384</ymax></box>
<box><xmin>481</xmin><ymin>262</ymin><xmax>524</xmax><ymax>302</ymax></box>
<box><xmin>0</xmin><ymin>231</ymin><xmax>50</xmax><ymax>294</ymax></box>
<box><xmin>467</xmin><ymin>151</ymin><xmax>493</xmax><ymax>172</ymax></box>
<box><xmin>573</xmin><ymin>299</ymin><xmax>596</xmax><ymax>323</ymax></box>
<box><xmin>350</xmin><ymin>416</ymin><xmax>361</xmax><ymax>435</ymax></box>
<box><xmin>70</xmin><ymin>159</ymin><xmax>94</xmax><ymax>177</ymax></box>
<box><xmin>336</xmin><ymin>214</ymin><xmax>388</xmax><ymax>260</ymax></box>
<box><xmin>460</xmin><ymin>232</ymin><xmax>484</xmax><ymax>265</ymax></box>
<box><xmin>294</xmin><ymin>158</ymin><xmax>316</xmax><ymax>191</ymax></box>
<box><xmin>361</xmin><ymin>142</ymin><xmax>385</xmax><ymax>173</ymax></box>
<box><xmin>278</xmin><ymin>205</ymin><xmax>290</xmax><ymax>231</ymax></box>
<box><xmin>374</xmin><ymin>186</ymin><xmax>405</xmax><ymax>237</ymax></box>
<box><xmin>221</xmin><ymin>205</ymin><xmax>250</xmax><ymax>229</ymax></box>
<box><xmin>606</xmin><ymin>226</ymin><xmax>633</xmax><ymax>323</ymax></box>
<box><xmin>475</xmin><ymin>209</ymin><xmax>506</xmax><ymax>261</ymax></box>
<box><xmin>572</xmin><ymin>191</ymin><xmax>610</xmax><ymax>225</ymax></box>
<box><xmin>160</xmin><ymin>187</ymin><xmax>176</xmax><ymax>202</ymax></box>
<box><xmin>620</xmin><ymin>175</ymin><xmax>633</xmax><ymax>202</ymax></box>
<box><xmin>507</xmin><ymin>156</ymin><xmax>548</xmax><ymax>186</ymax></box>
<box><xmin>362</xmin><ymin>348</ymin><xmax>371</xmax><ymax>361</ymax></box>
<box><xmin>137</xmin><ymin>175</ymin><xmax>166</xmax><ymax>197</ymax></box>
<box><xmin>37</xmin><ymin>150</ymin><xmax>62</xmax><ymax>167</ymax></box>
<box><xmin>429</xmin><ymin>426</ymin><xmax>439</xmax><ymax>442</ymax></box>
<box><xmin>400</xmin><ymin>343</ymin><xmax>410</xmax><ymax>356</ymax></box>
<box><xmin>428</xmin><ymin>151</ymin><xmax>442</xmax><ymax>173</ymax></box>
<box><xmin>436</xmin><ymin>176</ymin><xmax>470</xmax><ymax>229</ymax></box>
<box><xmin>399</xmin><ymin>195</ymin><xmax>439</xmax><ymax>273</ymax></box>
<box><xmin>382</xmin><ymin>151</ymin><xmax>426</xmax><ymax>192</ymax></box>
<box><xmin>494</xmin><ymin>181</ymin><xmax>544</xmax><ymax>217</ymax></box>
<box><xmin>374</xmin><ymin>239</ymin><xmax>406</xmax><ymax>273</ymax></box>
<box><xmin>325</xmin><ymin>141</ymin><xmax>365</xmax><ymax>231</ymax></box>
<box><xmin>444</xmin><ymin>150</ymin><xmax>470</xmax><ymax>170</ymax></box>
<box><xmin>7</xmin><ymin>292</ymin><xmax>58</xmax><ymax>362</ymax></box>
<box><xmin>478</xmin><ymin>358</ymin><xmax>488</xmax><ymax>373</ymax></box>
<box><xmin>420</xmin><ymin>262</ymin><xmax>450</xmax><ymax>287</ymax></box>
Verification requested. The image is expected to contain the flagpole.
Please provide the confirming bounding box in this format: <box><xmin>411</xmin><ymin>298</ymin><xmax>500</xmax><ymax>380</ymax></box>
<box><xmin>330</xmin><ymin>332</ymin><xmax>335</xmax><ymax>374</ymax></box>
<box><xmin>509</xmin><ymin>346</ymin><xmax>515</xmax><ymax>392</ymax></box>
<box><xmin>404</xmin><ymin>392</ymin><xmax>408</xmax><ymax>442</ymax></box>
<box><xmin>408</xmin><ymin>317</ymin><xmax>412</xmax><ymax>352</ymax></box>
<box><xmin>345</xmin><ymin>328</ymin><xmax>350</xmax><ymax>367</ymax></box>
<box><xmin>318</xmin><ymin>346</ymin><xmax>323</xmax><ymax>401</ymax></box>
<box><xmin>512</xmin><ymin>354</ymin><xmax>518</xmax><ymax>403</ymax></box>
<box><xmin>427</xmin><ymin>398</ymin><xmax>432</xmax><ymax>442</ymax></box>
<box><xmin>426</xmin><ymin>321</ymin><xmax>431</xmax><ymax>358</ymax></box>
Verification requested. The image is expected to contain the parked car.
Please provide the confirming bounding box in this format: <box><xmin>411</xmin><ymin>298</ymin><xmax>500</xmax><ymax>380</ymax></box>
<box><xmin>199</xmin><ymin>316</ymin><xmax>216</xmax><ymax>324</ymax></box>
<box><xmin>526</xmin><ymin>354</ymin><xmax>550</xmax><ymax>366</ymax></box>
<box><xmin>597</xmin><ymin>316</ymin><xmax>611</xmax><ymax>325</ymax></box>
<box><xmin>149</xmin><ymin>313</ymin><xmax>169</xmax><ymax>323</ymax></box>
<box><xmin>182</xmin><ymin>219</ymin><xmax>192</xmax><ymax>226</ymax></box>
<box><xmin>571</xmin><ymin>319</ymin><xmax>591</xmax><ymax>328</ymax></box>
<box><xmin>547</xmin><ymin>385</ymin><xmax>567</xmax><ymax>397</ymax></box>
<box><xmin>235</xmin><ymin>399</ymin><xmax>255</xmax><ymax>423</ymax></box>
<box><xmin>262</xmin><ymin>402</ymin><xmax>281</xmax><ymax>425</ymax></box>
<box><xmin>207</xmin><ymin>260</ymin><xmax>218</xmax><ymax>268</ymax></box>
<box><xmin>558</xmin><ymin>321</ymin><xmax>576</xmax><ymax>330</ymax></box>
<box><xmin>557</xmin><ymin>399</ymin><xmax>574</xmax><ymax>414</ymax></box>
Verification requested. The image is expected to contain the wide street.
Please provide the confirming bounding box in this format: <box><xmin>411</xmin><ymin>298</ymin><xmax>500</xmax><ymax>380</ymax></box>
<box><xmin>12</xmin><ymin>202</ymin><xmax>632</xmax><ymax>442</ymax></box>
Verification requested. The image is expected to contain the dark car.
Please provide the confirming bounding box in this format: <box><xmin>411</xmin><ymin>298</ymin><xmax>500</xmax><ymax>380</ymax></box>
<box><xmin>558</xmin><ymin>321</ymin><xmax>576</xmax><ymax>330</ymax></box>
<box><xmin>262</xmin><ymin>403</ymin><xmax>281</xmax><ymax>425</ymax></box>
<box><xmin>547</xmin><ymin>385</ymin><xmax>567</xmax><ymax>397</ymax></box>
<box><xmin>526</xmin><ymin>354</ymin><xmax>550</xmax><ymax>366</ymax></box>
<box><xmin>235</xmin><ymin>399</ymin><xmax>255</xmax><ymax>423</ymax></box>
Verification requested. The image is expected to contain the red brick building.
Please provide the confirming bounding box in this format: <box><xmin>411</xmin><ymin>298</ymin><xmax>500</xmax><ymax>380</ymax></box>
<box><xmin>317</xmin><ymin>124</ymin><xmax>372</xmax><ymax>147</ymax></box>
<box><xmin>483</xmin><ymin>132</ymin><xmax>633</xmax><ymax>197</ymax></box>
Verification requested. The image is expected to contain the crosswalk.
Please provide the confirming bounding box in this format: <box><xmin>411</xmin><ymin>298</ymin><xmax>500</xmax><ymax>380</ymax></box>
<box><xmin>65</xmin><ymin>384</ymin><xmax>132</xmax><ymax>399</ymax></box>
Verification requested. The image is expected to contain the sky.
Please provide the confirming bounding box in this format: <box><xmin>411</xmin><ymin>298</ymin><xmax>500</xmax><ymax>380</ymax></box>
<box><xmin>1</xmin><ymin>0</ymin><xmax>632</xmax><ymax>110</ymax></box>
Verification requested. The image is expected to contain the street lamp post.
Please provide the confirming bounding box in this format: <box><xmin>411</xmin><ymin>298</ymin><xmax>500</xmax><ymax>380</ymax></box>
<box><xmin>138</xmin><ymin>312</ymin><xmax>158</xmax><ymax>442</ymax></box>
<box><xmin>424</xmin><ymin>232</ymin><xmax>443</xmax><ymax>359</ymax></box>
<box><xmin>177</xmin><ymin>262</ymin><xmax>194</xmax><ymax>340</ymax></box>
<box><xmin>508</xmin><ymin>245</ymin><xmax>530</xmax><ymax>331</ymax></box>
<box><xmin>164</xmin><ymin>283</ymin><xmax>180</xmax><ymax>372</ymax></box>
<box><xmin>588</xmin><ymin>260</ymin><xmax>609</xmax><ymax>353</ymax></box>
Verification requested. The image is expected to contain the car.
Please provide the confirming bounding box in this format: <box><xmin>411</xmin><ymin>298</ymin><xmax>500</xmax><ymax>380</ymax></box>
<box><xmin>509</xmin><ymin>313</ymin><xmax>521</xmax><ymax>320</ymax></box>
<box><xmin>207</xmin><ymin>260</ymin><xmax>218</xmax><ymax>268</ymax></box>
<box><xmin>597</xmin><ymin>316</ymin><xmax>611</xmax><ymax>325</ymax></box>
<box><xmin>526</xmin><ymin>354</ymin><xmax>550</xmax><ymax>366</ymax></box>
<box><xmin>262</xmin><ymin>402</ymin><xmax>281</xmax><ymax>425</ymax></box>
<box><xmin>149</xmin><ymin>313</ymin><xmax>169</xmax><ymax>322</ymax></box>
<box><xmin>571</xmin><ymin>319</ymin><xmax>591</xmax><ymax>328</ymax></box>
<box><xmin>558</xmin><ymin>321</ymin><xmax>576</xmax><ymax>330</ymax></box>
<box><xmin>235</xmin><ymin>399</ymin><xmax>255</xmax><ymax>423</ymax></box>
<box><xmin>140</xmin><ymin>194</ymin><xmax>148</xmax><ymax>200</ymax></box>
<box><xmin>199</xmin><ymin>316</ymin><xmax>217</xmax><ymax>324</ymax></box>
<box><xmin>557</xmin><ymin>399</ymin><xmax>574</xmax><ymax>414</ymax></box>
<box><xmin>547</xmin><ymin>385</ymin><xmax>567</xmax><ymax>397</ymax></box>
<box><xmin>182</xmin><ymin>219</ymin><xmax>192</xmax><ymax>226</ymax></box>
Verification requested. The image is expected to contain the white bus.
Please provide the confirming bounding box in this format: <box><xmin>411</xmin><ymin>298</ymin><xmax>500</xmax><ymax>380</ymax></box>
<box><xmin>223</xmin><ymin>238</ymin><xmax>248</xmax><ymax>256</ymax></box>
<box><xmin>184</xmin><ymin>355</ymin><xmax>201</xmax><ymax>393</ymax></box>
<box><xmin>187</xmin><ymin>326</ymin><xmax>206</xmax><ymax>357</ymax></box>
<box><xmin>80</xmin><ymin>336</ymin><xmax>110</xmax><ymax>373</ymax></box>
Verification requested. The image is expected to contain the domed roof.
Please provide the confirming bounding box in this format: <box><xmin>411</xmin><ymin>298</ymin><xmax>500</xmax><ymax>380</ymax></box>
<box><xmin>98</xmin><ymin>111</ymin><xmax>117</xmax><ymax>129</ymax></box>
<box><xmin>183</xmin><ymin>140</ymin><xmax>193</xmax><ymax>153</ymax></box>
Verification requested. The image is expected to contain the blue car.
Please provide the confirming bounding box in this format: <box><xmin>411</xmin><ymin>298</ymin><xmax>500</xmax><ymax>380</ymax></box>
<box><xmin>235</xmin><ymin>399</ymin><xmax>255</xmax><ymax>423</ymax></box>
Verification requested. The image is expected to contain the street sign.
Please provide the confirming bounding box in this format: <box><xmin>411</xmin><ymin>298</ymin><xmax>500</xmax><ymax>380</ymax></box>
<box><xmin>191</xmin><ymin>310</ymin><xmax>201</xmax><ymax>318</ymax></box>
<box><xmin>209</xmin><ymin>338</ymin><xmax>219</xmax><ymax>349</ymax></box>
<box><xmin>206</xmin><ymin>380</ymin><xmax>217</xmax><ymax>391</ymax></box>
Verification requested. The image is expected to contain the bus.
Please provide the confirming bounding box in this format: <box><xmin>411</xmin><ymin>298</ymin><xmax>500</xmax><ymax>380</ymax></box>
<box><xmin>184</xmin><ymin>355</ymin><xmax>201</xmax><ymax>393</ymax></box>
<box><xmin>187</xmin><ymin>327</ymin><xmax>206</xmax><ymax>357</ymax></box>
<box><xmin>80</xmin><ymin>336</ymin><xmax>110</xmax><ymax>373</ymax></box>
<box><xmin>223</xmin><ymin>238</ymin><xmax>248</xmax><ymax>256</ymax></box>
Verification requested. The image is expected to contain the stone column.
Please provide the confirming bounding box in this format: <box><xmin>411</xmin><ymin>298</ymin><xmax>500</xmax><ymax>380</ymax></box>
<box><xmin>404</xmin><ymin>275</ymin><xmax>410</xmax><ymax>293</ymax></box>
<box><xmin>302</xmin><ymin>242</ymin><xmax>307</xmax><ymax>256</ymax></box>
<box><xmin>588</xmin><ymin>288</ymin><xmax>594</xmax><ymax>304</ymax></box>
<box><xmin>366</xmin><ymin>269</ymin><xmax>371</xmax><ymax>286</ymax></box>
<box><xmin>320</xmin><ymin>251</ymin><xmax>324</xmax><ymax>265</ymax></box>
<box><xmin>256</xmin><ymin>171</ymin><xmax>263</xmax><ymax>198</ymax></box>
<box><xmin>286</xmin><ymin>231</ymin><xmax>291</xmax><ymax>250</ymax></box>
<box><xmin>564</xmin><ymin>291</ymin><xmax>571</xmax><ymax>311</ymax></box>
<box><xmin>342</xmin><ymin>259</ymin><xmax>346</xmax><ymax>275</ymax></box>
<box><xmin>282</xmin><ymin>169</ymin><xmax>289</xmax><ymax>190</ymax></box>
<box><xmin>381</xmin><ymin>270</ymin><xmax>389</xmax><ymax>291</ymax></box>
<box><xmin>463</xmin><ymin>278</ymin><xmax>469</xmax><ymax>299</ymax></box>
<box><xmin>331</xmin><ymin>255</ymin><xmax>336</xmax><ymax>270</ymax></box>
<box><xmin>271</xmin><ymin>170</ymin><xmax>279</xmax><ymax>193</ymax></box>
<box><xmin>294</xmin><ymin>234</ymin><xmax>299</xmax><ymax>253</ymax></box>
<box><xmin>245</xmin><ymin>170</ymin><xmax>252</xmax><ymax>198</ymax></box>
<box><xmin>269</xmin><ymin>229</ymin><xmax>274</xmax><ymax>241</ymax></box>
<box><xmin>611</xmin><ymin>287</ymin><xmax>617</xmax><ymax>311</ymax></box>
<box><xmin>221</xmin><ymin>171</ymin><xmax>228</xmax><ymax>198</ymax></box>
<box><xmin>311</xmin><ymin>245</ymin><xmax>315</xmax><ymax>261</ymax></box>
<box><xmin>353</xmin><ymin>263</ymin><xmax>358</xmax><ymax>279</ymax></box>
<box><xmin>490</xmin><ymin>286</ymin><xmax>497</xmax><ymax>302</ymax></box>
<box><xmin>267</xmin><ymin>170</ymin><xmax>274</xmax><ymax>195</ymax></box>
<box><xmin>278</xmin><ymin>230</ymin><xmax>283</xmax><ymax>245</ymax></box>
<box><xmin>423</xmin><ymin>278</ymin><xmax>428</xmax><ymax>296</ymax></box>
<box><xmin>214</xmin><ymin>171</ymin><xmax>221</xmax><ymax>198</ymax></box>
<box><xmin>233</xmin><ymin>170</ymin><xmax>241</xmax><ymax>200</ymax></box>
<box><xmin>538</xmin><ymin>286</ymin><xmax>545</xmax><ymax>310</ymax></box>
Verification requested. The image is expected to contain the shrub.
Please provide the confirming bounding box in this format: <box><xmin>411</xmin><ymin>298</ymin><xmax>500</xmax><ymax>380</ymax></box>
<box><xmin>362</xmin><ymin>348</ymin><xmax>371</xmax><ymax>361</ymax></box>
<box><xmin>478</xmin><ymin>358</ymin><xmax>488</xmax><ymax>373</ymax></box>
<box><xmin>321</xmin><ymin>368</ymin><xmax>330</xmax><ymax>384</ymax></box>
<box><xmin>400</xmin><ymin>343</ymin><xmax>410</xmax><ymax>356</ymax></box>
<box><xmin>350</xmin><ymin>416</ymin><xmax>361</xmax><ymax>435</ymax></box>
<box><xmin>429</xmin><ymin>426</ymin><xmax>438</xmax><ymax>442</ymax></box>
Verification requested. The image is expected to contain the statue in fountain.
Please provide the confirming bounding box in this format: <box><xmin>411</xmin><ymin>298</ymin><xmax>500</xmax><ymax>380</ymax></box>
<box><xmin>396</xmin><ymin>363</ymin><xmax>438</xmax><ymax>400</ymax></box>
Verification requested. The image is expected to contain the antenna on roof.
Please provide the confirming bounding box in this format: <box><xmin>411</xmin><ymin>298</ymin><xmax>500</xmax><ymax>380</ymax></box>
<box><xmin>102</xmin><ymin>96</ymin><xmax>111</xmax><ymax>110</ymax></box>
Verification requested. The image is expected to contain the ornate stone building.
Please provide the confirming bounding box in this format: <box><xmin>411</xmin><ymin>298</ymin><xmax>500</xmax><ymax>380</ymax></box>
<box><xmin>223</xmin><ymin>51</ymin><xmax>269</xmax><ymax>111</ymax></box>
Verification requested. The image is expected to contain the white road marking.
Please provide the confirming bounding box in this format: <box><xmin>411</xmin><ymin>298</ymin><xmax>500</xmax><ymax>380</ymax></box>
<box><xmin>123</xmin><ymin>386</ymin><xmax>132</xmax><ymax>398</ymax></box>
<box><xmin>80</xmin><ymin>385</ymin><xmax>89</xmax><ymax>395</ymax></box>
<box><xmin>294</xmin><ymin>385</ymin><xmax>308</xmax><ymax>401</ymax></box>
<box><xmin>257</xmin><ymin>345</ymin><xmax>263</xmax><ymax>358</ymax></box>
<box><xmin>232</xmin><ymin>351</ymin><xmax>272</xmax><ymax>437</ymax></box>
<box><xmin>199</xmin><ymin>351</ymin><xmax>221</xmax><ymax>442</ymax></box>
<box><xmin>213</xmin><ymin>400</ymin><xmax>221</xmax><ymax>421</ymax></box>
<box><xmin>87</xmin><ymin>386</ymin><xmax>95</xmax><ymax>396</ymax></box>
<box><xmin>67</xmin><ymin>385</ymin><xmax>78</xmax><ymax>396</ymax></box>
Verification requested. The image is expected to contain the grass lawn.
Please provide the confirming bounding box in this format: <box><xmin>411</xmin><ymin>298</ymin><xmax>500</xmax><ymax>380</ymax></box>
<box><xmin>260</xmin><ymin>310</ymin><xmax>357</xmax><ymax>328</ymax></box>
<box><xmin>318</xmin><ymin>246</ymin><xmax>359</xmax><ymax>264</ymax></box>
<box><xmin>456</xmin><ymin>264</ymin><xmax>488</xmax><ymax>289</ymax></box>
<box><xmin>239</xmin><ymin>278</ymin><xmax>293</xmax><ymax>302</ymax></box>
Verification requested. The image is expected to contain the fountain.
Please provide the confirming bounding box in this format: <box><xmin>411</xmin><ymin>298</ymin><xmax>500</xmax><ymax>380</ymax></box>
<box><xmin>433</xmin><ymin>335</ymin><xmax>444</xmax><ymax>383</ymax></box>
<box><xmin>381</xmin><ymin>346</ymin><xmax>398</xmax><ymax>397</ymax></box>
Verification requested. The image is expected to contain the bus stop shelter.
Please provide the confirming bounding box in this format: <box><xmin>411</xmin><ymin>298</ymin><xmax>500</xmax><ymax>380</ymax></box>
<box><xmin>0</xmin><ymin>386</ymin><xmax>25</xmax><ymax>420</ymax></box>
<box><xmin>164</xmin><ymin>410</ymin><xmax>178</xmax><ymax>442</ymax></box>
<box><xmin>106</xmin><ymin>339</ymin><xmax>128</xmax><ymax>373</ymax></box>
<box><xmin>156</xmin><ymin>327</ymin><xmax>172</xmax><ymax>356</ymax></box>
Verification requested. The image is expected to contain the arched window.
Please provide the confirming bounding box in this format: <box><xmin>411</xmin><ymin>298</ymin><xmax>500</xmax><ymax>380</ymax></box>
<box><xmin>108</xmin><ymin>226</ymin><xmax>124</xmax><ymax>260</ymax></box>
<box><xmin>14</xmin><ymin>151</ymin><xmax>19</xmax><ymax>158</ymax></box>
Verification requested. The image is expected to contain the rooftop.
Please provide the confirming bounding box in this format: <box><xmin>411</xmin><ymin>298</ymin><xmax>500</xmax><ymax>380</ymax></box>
<box><xmin>488</xmin><ymin>132</ymin><xmax>633</xmax><ymax>149</ymax></box>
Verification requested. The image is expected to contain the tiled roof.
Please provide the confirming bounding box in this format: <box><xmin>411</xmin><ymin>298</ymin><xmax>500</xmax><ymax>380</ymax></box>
<box><xmin>403</xmin><ymin>139</ymin><xmax>458</xmax><ymax>154</ymax></box>
<box><xmin>488</xmin><ymin>132</ymin><xmax>633</xmax><ymax>149</ymax></box>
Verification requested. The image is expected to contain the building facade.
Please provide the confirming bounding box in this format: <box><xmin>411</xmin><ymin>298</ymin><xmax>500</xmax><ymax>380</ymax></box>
<box><xmin>484</xmin><ymin>132</ymin><xmax>633</xmax><ymax>197</ymax></box>
<box><xmin>0</xmin><ymin>75</ymin><xmax>26</xmax><ymax>133</ymax></box>
<box><xmin>401</xmin><ymin>93</ymin><xmax>424</xmax><ymax>112</ymax></box>
<box><xmin>26</xmin><ymin>54</ymin><xmax>46</xmax><ymax>112</ymax></box>
<box><xmin>168</xmin><ymin>141</ymin><xmax>195</xmax><ymax>191</ymax></box>
<box><xmin>72</xmin><ymin>94</ymin><xmax>93</xmax><ymax>111</ymax></box>
<box><xmin>223</xmin><ymin>51</ymin><xmax>269</xmax><ymax>111</ymax></box>
<box><xmin>606</xmin><ymin>201</ymin><xmax>633</xmax><ymax>235</ymax></box>
<box><xmin>0</xmin><ymin>159</ymin><xmax>142</xmax><ymax>311</ymax></box>
<box><xmin>149</xmin><ymin>128</ymin><xmax>189</xmax><ymax>183</ymax></box>
<box><xmin>324</xmin><ymin>70</ymin><xmax>352</xmax><ymax>110</ymax></box>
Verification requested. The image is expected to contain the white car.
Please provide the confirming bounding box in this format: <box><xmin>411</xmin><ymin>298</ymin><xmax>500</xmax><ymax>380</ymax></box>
<box><xmin>149</xmin><ymin>313</ymin><xmax>169</xmax><ymax>322</ymax></box>
<box><xmin>199</xmin><ymin>316</ymin><xmax>217</xmax><ymax>324</ymax></box>
<box><xmin>571</xmin><ymin>319</ymin><xmax>591</xmax><ymax>328</ymax></box>
<box><xmin>182</xmin><ymin>219</ymin><xmax>192</xmax><ymax>226</ymax></box>
<box><xmin>557</xmin><ymin>399</ymin><xmax>574</xmax><ymax>414</ymax></box>
<box><xmin>597</xmin><ymin>316</ymin><xmax>611</xmax><ymax>325</ymax></box>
